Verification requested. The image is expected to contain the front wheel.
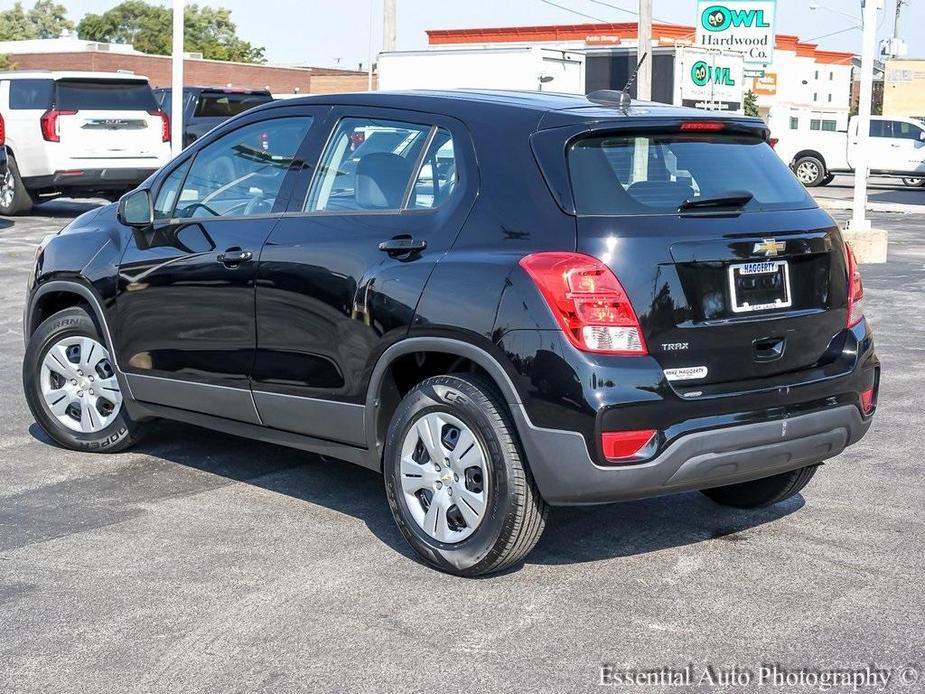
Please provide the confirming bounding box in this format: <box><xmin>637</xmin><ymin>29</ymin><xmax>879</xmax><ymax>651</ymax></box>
<box><xmin>383</xmin><ymin>374</ymin><xmax>548</xmax><ymax>576</ymax></box>
<box><xmin>901</xmin><ymin>177</ymin><xmax>925</xmax><ymax>187</ymax></box>
<box><xmin>700</xmin><ymin>465</ymin><xmax>819</xmax><ymax>509</ymax></box>
<box><xmin>793</xmin><ymin>156</ymin><xmax>826</xmax><ymax>187</ymax></box>
<box><xmin>23</xmin><ymin>306</ymin><xmax>147</xmax><ymax>453</ymax></box>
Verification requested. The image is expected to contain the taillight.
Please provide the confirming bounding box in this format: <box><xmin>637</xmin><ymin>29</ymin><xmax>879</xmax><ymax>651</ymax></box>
<box><xmin>602</xmin><ymin>430</ymin><xmax>657</xmax><ymax>461</ymax></box>
<box><xmin>40</xmin><ymin>110</ymin><xmax>77</xmax><ymax>142</ymax></box>
<box><xmin>846</xmin><ymin>243</ymin><xmax>864</xmax><ymax>328</ymax></box>
<box><xmin>680</xmin><ymin>121</ymin><xmax>725</xmax><ymax>132</ymax></box>
<box><xmin>519</xmin><ymin>252</ymin><xmax>647</xmax><ymax>355</ymax></box>
<box><xmin>0</xmin><ymin>113</ymin><xmax>5</xmax><ymax>146</ymax></box>
<box><xmin>149</xmin><ymin>110</ymin><xmax>170</xmax><ymax>142</ymax></box>
<box><xmin>769</xmin><ymin>137</ymin><xmax>779</xmax><ymax>149</ymax></box>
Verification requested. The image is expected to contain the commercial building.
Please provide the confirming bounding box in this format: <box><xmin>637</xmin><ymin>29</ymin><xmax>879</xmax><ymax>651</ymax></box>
<box><xmin>380</xmin><ymin>21</ymin><xmax>854</xmax><ymax>121</ymax></box>
<box><xmin>882</xmin><ymin>59</ymin><xmax>925</xmax><ymax>120</ymax></box>
<box><xmin>0</xmin><ymin>37</ymin><xmax>369</xmax><ymax>95</ymax></box>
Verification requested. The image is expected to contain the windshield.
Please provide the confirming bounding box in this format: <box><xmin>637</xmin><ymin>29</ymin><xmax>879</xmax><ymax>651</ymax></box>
<box><xmin>55</xmin><ymin>80</ymin><xmax>159</xmax><ymax>111</ymax></box>
<box><xmin>568</xmin><ymin>132</ymin><xmax>814</xmax><ymax>215</ymax></box>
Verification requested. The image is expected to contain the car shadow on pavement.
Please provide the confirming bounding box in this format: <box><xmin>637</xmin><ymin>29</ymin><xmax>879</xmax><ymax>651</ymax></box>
<box><xmin>28</xmin><ymin>420</ymin><xmax>805</xmax><ymax>572</ymax></box>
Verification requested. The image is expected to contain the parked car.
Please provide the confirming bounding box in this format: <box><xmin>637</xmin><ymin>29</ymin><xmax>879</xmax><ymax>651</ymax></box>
<box><xmin>773</xmin><ymin>114</ymin><xmax>925</xmax><ymax>187</ymax></box>
<box><xmin>153</xmin><ymin>86</ymin><xmax>273</xmax><ymax>148</ymax></box>
<box><xmin>21</xmin><ymin>90</ymin><xmax>878</xmax><ymax>576</ymax></box>
<box><xmin>0</xmin><ymin>71</ymin><xmax>171</xmax><ymax>215</ymax></box>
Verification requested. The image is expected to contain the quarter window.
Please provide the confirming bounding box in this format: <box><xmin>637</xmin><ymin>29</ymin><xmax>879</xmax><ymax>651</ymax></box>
<box><xmin>174</xmin><ymin>117</ymin><xmax>312</xmax><ymax>219</ymax></box>
<box><xmin>8</xmin><ymin>79</ymin><xmax>54</xmax><ymax>109</ymax></box>
<box><xmin>408</xmin><ymin>128</ymin><xmax>457</xmax><ymax>209</ymax></box>
<box><xmin>306</xmin><ymin>118</ymin><xmax>431</xmax><ymax>212</ymax></box>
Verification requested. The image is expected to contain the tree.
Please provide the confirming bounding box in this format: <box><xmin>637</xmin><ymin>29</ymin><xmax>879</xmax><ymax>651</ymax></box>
<box><xmin>743</xmin><ymin>90</ymin><xmax>760</xmax><ymax>117</ymax></box>
<box><xmin>78</xmin><ymin>1</ymin><xmax>265</xmax><ymax>63</ymax></box>
<box><xmin>28</xmin><ymin>0</ymin><xmax>73</xmax><ymax>39</ymax></box>
<box><xmin>0</xmin><ymin>2</ymin><xmax>38</xmax><ymax>41</ymax></box>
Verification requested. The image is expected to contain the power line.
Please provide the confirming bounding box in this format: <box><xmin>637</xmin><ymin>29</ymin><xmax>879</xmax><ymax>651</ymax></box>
<box><xmin>805</xmin><ymin>26</ymin><xmax>859</xmax><ymax>43</ymax></box>
<box><xmin>538</xmin><ymin>0</ymin><xmax>609</xmax><ymax>23</ymax></box>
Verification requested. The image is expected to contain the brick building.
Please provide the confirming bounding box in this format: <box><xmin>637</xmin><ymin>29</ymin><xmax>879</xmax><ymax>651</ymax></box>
<box><xmin>0</xmin><ymin>37</ymin><xmax>371</xmax><ymax>95</ymax></box>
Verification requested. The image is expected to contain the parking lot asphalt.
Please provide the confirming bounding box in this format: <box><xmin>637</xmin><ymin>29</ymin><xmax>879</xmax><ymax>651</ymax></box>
<box><xmin>1</xmin><ymin>202</ymin><xmax>922</xmax><ymax>693</ymax></box>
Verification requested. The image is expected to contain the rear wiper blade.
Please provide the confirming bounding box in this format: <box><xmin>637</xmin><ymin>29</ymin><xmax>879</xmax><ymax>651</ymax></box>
<box><xmin>679</xmin><ymin>191</ymin><xmax>754</xmax><ymax>211</ymax></box>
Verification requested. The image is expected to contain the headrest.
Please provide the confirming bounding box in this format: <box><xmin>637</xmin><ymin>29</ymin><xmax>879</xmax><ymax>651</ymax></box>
<box><xmin>356</xmin><ymin>153</ymin><xmax>413</xmax><ymax>209</ymax></box>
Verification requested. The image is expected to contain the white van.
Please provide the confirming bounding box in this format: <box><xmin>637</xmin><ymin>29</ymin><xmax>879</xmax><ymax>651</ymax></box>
<box><xmin>772</xmin><ymin>112</ymin><xmax>925</xmax><ymax>187</ymax></box>
<box><xmin>0</xmin><ymin>71</ymin><xmax>172</xmax><ymax>215</ymax></box>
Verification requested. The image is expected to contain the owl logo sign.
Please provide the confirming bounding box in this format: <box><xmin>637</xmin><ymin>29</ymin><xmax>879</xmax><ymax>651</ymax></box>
<box><xmin>696</xmin><ymin>0</ymin><xmax>777</xmax><ymax>68</ymax></box>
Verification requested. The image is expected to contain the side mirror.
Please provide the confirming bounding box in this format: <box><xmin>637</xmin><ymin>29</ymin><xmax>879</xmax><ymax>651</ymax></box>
<box><xmin>117</xmin><ymin>189</ymin><xmax>153</xmax><ymax>227</ymax></box>
<box><xmin>919</xmin><ymin>131</ymin><xmax>925</xmax><ymax>142</ymax></box>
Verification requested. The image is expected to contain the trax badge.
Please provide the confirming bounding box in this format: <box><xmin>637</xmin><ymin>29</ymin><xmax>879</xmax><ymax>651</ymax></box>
<box><xmin>754</xmin><ymin>239</ymin><xmax>785</xmax><ymax>257</ymax></box>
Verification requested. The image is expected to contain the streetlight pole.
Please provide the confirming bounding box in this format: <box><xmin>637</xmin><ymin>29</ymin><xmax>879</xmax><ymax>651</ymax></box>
<box><xmin>367</xmin><ymin>0</ymin><xmax>375</xmax><ymax>90</ymax></box>
<box><xmin>170</xmin><ymin>0</ymin><xmax>184</xmax><ymax>156</ymax></box>
<box><xmin>637</xmin><ymin>0</ymin><xmax>652</xmax><ymax>100</ymax></box>
<box><xmin>848</xmin><ymin>0</ymin><xmax>879</xmax><ymax>232</ymax></box>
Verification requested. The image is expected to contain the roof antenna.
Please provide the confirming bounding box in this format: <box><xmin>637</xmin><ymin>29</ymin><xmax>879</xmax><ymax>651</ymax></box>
<box><xmin>620</xmin><ymin>52</ymin><xmax>648</xmax><ymax>109</ymax></box>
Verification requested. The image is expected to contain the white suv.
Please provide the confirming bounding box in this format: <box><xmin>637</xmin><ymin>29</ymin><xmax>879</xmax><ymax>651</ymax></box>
<box><xmin>0</xmin><ymin>71</ymin><xmax>172</xmax><ymax>215</ymax></box>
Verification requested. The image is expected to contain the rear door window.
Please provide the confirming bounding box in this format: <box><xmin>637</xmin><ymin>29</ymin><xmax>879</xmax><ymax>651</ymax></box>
<box><xmin>194</xmin><ymin>93</ymin><xmax>273</xmax><ymax>118</ymax></box>
<box><xmin>54</xmin><ymin>80</ymin><xmax>159</xmax><ymax>111</ymax></box>
<box><xmin>568</xmin><ymin>132</ymin><xmax>812</xmax><ymax>215</ymax></box>
<box><xmin>9</xmin><ymin>79</ymin><xmax>54</xmax><ymax>109</ymax></box>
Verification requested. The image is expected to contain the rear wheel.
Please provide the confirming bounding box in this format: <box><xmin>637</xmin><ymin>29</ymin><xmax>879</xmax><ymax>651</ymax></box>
<box><xmin>901</xmin><ymin>177</ymin><xmax>925</xmax><ymax>187</ymax></box>
<box><xmin>794</xmin><ymin>156</ymin><xmax>826</xmax><ymax>187</ymax></box>
<box><xmin>23</xmin><ymin>307</ymin><xmax>146</xmax><ymax>453</ymax></box>
<box><xmin>383</xmin><ymin>374</ymin><xmax>547</xmax><ymax>576</ymax></box>
<box><xmin>0</xmin><ymin>155</ymin><xmax>34</xmax><ymax>216</ymax></box>
<box><xmin>701</xmin><ymin>465</ymin><xmax>819</xmax><ymax>508</ymax></box>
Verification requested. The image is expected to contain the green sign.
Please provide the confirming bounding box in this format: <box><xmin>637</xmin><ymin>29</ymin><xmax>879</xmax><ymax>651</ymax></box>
<box><xmin>691</xmin><ymin>60</ymin><xmax>737</xmax><ymax>87</ymax></box>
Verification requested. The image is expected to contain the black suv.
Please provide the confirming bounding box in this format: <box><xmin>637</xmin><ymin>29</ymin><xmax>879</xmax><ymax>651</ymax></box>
<box><xmin>22</xmin><ymin>91</ymin><xmax>878</xmax><ymax>576</ymax></box>
<box><xmin>153</xmin><ymin>86</ymin><xmax>273</xmax><ymax>147</ymax></box>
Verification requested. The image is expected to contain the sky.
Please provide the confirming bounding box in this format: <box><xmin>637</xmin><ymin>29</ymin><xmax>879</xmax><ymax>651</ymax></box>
<box><xmin>5</xmin><ymin>0</ymin><xmax>921</xmax><ymax>69</ymax></box>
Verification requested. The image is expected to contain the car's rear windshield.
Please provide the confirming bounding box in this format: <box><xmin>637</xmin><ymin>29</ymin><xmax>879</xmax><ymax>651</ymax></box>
<box><xmin>54</xmin><ymin>80</ymin><xmax>159</xmax><ymax>111</ymax></box>
<box><xmin>568</xmin><ymin>132</ymin><xmax>813</xmax><ymax>215</ymax></box>
<box><xmin>194</xmin><ymin>93</ymin><xmax>272</xmax><ymax>117</ymax></box>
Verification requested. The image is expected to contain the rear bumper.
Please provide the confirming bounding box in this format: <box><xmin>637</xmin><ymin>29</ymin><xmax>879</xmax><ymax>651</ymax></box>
<box><xmin>23</xmin><ymin>168</ymin><xmax>158</xmax><ymax>193</ymax></box>
<box><xmin>513</xmin><ymin>403</ymin><xmax>869</xmax><ymax>505</ymax></box>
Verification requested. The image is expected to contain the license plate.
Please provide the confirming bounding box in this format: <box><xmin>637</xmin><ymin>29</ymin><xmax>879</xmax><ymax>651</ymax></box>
<box><xmin>728</xmin><ymin>260</ymin><xmax>792</xmax><ymax>313</ymax></box>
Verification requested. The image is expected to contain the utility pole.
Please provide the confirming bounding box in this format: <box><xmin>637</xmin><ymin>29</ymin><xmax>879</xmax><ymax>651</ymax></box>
<box><xmin>383</xmin><ymin>0</ymin><xmax>397</xmax><ymax>53</ymax></box>
<box><xmin>893</xmin><ymin>0</ymin><xmax>905</xmax><ymax>40</ymax></box>
<box><xmin>637</xmin><ymin>0</ymin><xmax>652</xmax><ymax>100</ymax></box>
<box><xmin>848</xmin><ymin>0</ymin><xmax>879</xmax><ymax>232</ymax></box>
<box><xmin>170</xmin><ymin>0</ymin><xmax>184</xmax><ymax>156</ymax></box>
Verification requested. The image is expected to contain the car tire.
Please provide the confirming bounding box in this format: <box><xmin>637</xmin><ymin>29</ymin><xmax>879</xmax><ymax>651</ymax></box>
<box><xmin>383</xmin><ymin>374</ymin><xmax>548</xmax><ymax>576</ymax></box>
<box><xmin>700</xmin><ymin>464</ymin><xmax>819</xmax><ymax>509</ymax></box>
<box><xmin>793</xmin><ymin>156</ymin><xmax>826</xmax><ymax>187</ymax></box>
<box><xmin>901</xmin><ymin>177</ymin><xmax>925</xmax><ymax>187</ymax></box>
<box><xmin>23</xmin><ymin>306</ymin><xmax>147</xmax><ymax>453</ymax></box>
<box><xmin>0</xmin><ymin>154</ymin><xmax>34</xmax><ymax>216</ymax></box>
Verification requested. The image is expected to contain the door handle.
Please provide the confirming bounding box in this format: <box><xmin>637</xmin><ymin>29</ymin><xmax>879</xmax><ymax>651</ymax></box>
<box><xmin>378</xmin><ymin>236</ymin><xmax>427</xmax><ymax>256</ymax></box>
<box><xmin>217</xmin><ymin>249</ymin><xmax>253</xmax><ymax>267</ymax></box>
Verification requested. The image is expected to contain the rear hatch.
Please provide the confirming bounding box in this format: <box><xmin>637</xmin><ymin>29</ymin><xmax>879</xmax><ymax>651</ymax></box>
<box><xmin>53</xmin><ymin>78</ymin><xmax>164</xmax><ymax>159</ymax></box>
<box><xmin>564</xmin><ymin>122</ymin><xmax>850</xmax><ymax>389</ymax></box>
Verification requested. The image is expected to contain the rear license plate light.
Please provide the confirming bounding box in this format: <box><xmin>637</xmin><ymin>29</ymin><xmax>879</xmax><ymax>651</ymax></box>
<box><xmin>728</xmin><ymin>260</ymin><xmax>792</xmax><ymax>314</ymax></box>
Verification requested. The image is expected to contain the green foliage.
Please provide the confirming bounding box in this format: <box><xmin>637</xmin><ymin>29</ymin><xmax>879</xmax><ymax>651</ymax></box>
<box><xmin>0</xmin><ymin>0</ymin><xmax>73</xmax><ymax>41</ymax></box>
<box><xmin>0</xmin><ymin>2</ymin><xmax>38</xmax><ymax>41</ymax></box>
<box><xmin>78</xmin><ymin>1</ymin><xmax>265</xmax><ymax>64</ymax></box>
<box><xmin>0</xmin><ymin>54</ymin><xmax>15</xmax><ymax>70</ymax></box>
<box><xmin>28</xmin><ymin>0</ymin><xmax>73</xmax><ymax>39</ymax></box>
<box><xmin>743</xmin><ymin>90</ymin><xmax>760</xmax><ymax>117</ymax></box>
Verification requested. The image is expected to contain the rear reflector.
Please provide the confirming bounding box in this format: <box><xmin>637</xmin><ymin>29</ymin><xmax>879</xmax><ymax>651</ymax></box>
<box><xmin>769</xmin><ymin>137</ymin><xmax>779</xmax><ymax>149</ymax></box>
<box><xmin>845</xmin><ymin>243</ymin><xmax>864</xmax><ymax>328</ymax></box>
<box><xmin>680</xmin><ymin>121</ymin><xmax>725</xmax><ymax>132</ymax></box>
<box><xmin>860</xmin><ymin>388</ymin><xmax>875</xmax><ymax>415</ymax></box>
<box><xmin>602</xmin><ymin>430</ymin><xmax>657</xmax><ymax>461</ymax></box>
<box><xmin>0</xmin><ymin>113</ymin><xmax>5</xmax><ymax>146</ymax></box>
<box><xmin>518</xmin><ymin>252</ymin><xmax>647</xmax><ymax>355</ymax></box>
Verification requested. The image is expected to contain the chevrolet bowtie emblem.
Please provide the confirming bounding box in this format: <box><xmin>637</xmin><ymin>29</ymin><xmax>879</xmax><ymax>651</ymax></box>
<box><xmin>754</xmin><ymin>239</ymin><xmax>786</xmax><ymax>257</ymax></box>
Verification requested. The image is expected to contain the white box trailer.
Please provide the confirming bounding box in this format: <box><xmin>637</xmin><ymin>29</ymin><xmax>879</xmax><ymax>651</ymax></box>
<box><xmin>377</xmin><ymin>47</ymin><xmax>586</xmax><ymax>94</ymax></box>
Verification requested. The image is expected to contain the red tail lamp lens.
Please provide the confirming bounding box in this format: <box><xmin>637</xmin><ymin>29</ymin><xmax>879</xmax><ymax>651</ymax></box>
<box><xmin>846</xmin><ymin>243</ymin><xmax>864</xmax><ymax>328</ymax></box>
<box><xmin>860</xmin><ymin>388</ymin><xmax>875</xmax><ymax>415</ymax></box>
<box><xmin>518</xmin><ymin>252</ymin><xmax>647</xmax><ymax>355</ymax></box>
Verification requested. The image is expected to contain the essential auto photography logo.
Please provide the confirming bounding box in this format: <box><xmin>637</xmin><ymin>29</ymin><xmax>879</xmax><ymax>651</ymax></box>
<box><xmin>598</xmin><ymin>663</ymin><xmax>921</xmax><ymax>690</ymax></box>
<box><xmin>701</xmin><ymin>4</ymin><xmax>771</xmax><ymax>31</ymax></box>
